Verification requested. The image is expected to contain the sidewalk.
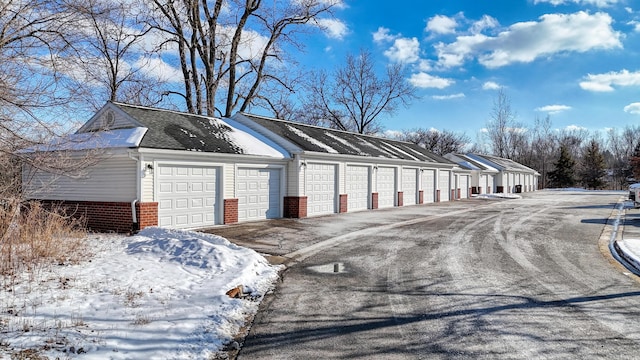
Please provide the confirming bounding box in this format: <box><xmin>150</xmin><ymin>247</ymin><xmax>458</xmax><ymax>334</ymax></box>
<box><xmin>612</xmin><ymin>199</ymin><xmax>640</xmax><ymax>274</ymax></box>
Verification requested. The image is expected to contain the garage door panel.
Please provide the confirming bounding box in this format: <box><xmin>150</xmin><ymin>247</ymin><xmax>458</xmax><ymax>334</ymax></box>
<box><xmin>439</xmin><ymin>171</ymin><xmax>450</xmax><ymax>202</ymax></box>
<box><xmin>377</xmin><ymin>167</ymin><xmax>396</xmax><ymax>208</ymax></box>
<box><xmin>402</xmin><ymin>169</ymin><xmax>418</xmax><ymax>206</ymax></box>
<box><xmin>422</xmin><ymin>169</ymin><xmax>435</xmax><ymax>203</ymax></box>
<box><xmin>346</xmin><ymin>165</ymin><xmax>369</xmax><ymax>212</ymax></box>
<box><xmin>306</xmin><ymin>164</ymin><xmax>336</xmax><ymax>216</ymax></box>
<box><xmin>157</xmin><ymin>165</ymin><xmax>219</xmax><ymax>229</ymax></box>
<box><xmin>237</xmin><ymin>168</ymin><xmax>281</xmax><ymax>222</ymax></box>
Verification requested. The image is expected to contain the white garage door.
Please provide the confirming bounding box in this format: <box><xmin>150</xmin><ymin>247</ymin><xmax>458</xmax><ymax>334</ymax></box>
<box><xmin>402</xmin><ymin>168</ymin><xmax>418</xmax><ymax>206</ymax></box>
<box><xmin>508</xmin><ymin>173</ymin><xmax>515</xmax><ymax>193</ymax></box>
<box><xmin>346</xmin><ymin>165</ymin><xmax>369</xmax><ymax>212</ymax></box>
<box><xmin>439</xmin><ymin>170</ymin><xmax>450</xmax><ymax>202</ymax></box>
<box><xmin>459</xmin><ymin>175</ymin><xmax>469</xmax><ymax>199</ymax></box>
<box><xmin>479</xmin><ymin>174</ymin><xmax>487</xmax><ymax>194</ymax></box>
<box><xmin>377</xmin><ymin>167</ymin><xmax>396</xmax><ymax>208</ymax></box>
<box><xmin>237</xmin><ymin>168</ymin><xmax>281</xmax><ymax>222</ymax></box>
<box><xmin>422</xmin><ymin>169</ymin><xmax>436</xmax><ymax>203</ymax></box>
<box><xmin>306</xmin><ymin>163</ymin><xmax>336</xmax><ymax>216</ymax></box>
<box><xmin>157</xmin><ymin>164</ymin><xmax>218</xmax><ymax>229</ymax></box>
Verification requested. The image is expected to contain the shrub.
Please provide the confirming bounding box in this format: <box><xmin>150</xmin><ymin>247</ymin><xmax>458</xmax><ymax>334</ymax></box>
<box><xmin>0</xmin><ymin>200</ymin><xmax>87</xmax><ymax>277</ymax></box>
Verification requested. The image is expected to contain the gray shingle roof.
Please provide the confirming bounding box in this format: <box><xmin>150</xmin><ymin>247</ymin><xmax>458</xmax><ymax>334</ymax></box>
<box><xmin>238</xmin><ymin>113</ymin><xmax>454</xmax><ymax>164</ymax></box>
<box><xmin>112</xmin><ymin>103</ymin><xmax>244</xmax><ymax>154</ymax></box>
<box><xmin>469</xmin><ymin>153</ymin><xmax>539</xmax><ymax>174</ymax></box>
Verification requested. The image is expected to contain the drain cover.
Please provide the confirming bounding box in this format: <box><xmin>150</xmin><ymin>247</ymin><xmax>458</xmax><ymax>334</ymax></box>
<box><xmin>308</xmin><ymin>262</ymin><xmax>346</xmax><ymax>274</ymax></box>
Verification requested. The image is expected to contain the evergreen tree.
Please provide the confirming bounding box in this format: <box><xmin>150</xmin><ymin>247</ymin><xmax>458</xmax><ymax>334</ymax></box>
<box><xmin>579</xmin><ymin>139</ymin><xmax>607</xmax><ymax>189</ymax></box>
<box><xmin>629</xmin><ymin>142</ymin><xmax>640</xmax><ymax>182</ymax></box>
<box><xmin>548</xmin><ymin>144</ymin><xmax>576</xmax><ymax>188</ymax></box>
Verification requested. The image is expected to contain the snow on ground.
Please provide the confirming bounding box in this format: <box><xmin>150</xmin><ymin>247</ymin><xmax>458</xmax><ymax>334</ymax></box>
<box><xmin>0</xmin><ymin>228</ymin><xmax>282</xmax><ymax>359</ymax></box>
<box><xmin>473</xmin><ymin>192</ymin><xmax>522</xmax><ymax>199</ymax></box>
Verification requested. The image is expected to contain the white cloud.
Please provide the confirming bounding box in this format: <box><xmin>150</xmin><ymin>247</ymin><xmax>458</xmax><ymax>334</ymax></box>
<box><xmin>426</xmin><ymin>15</ymin><xmax>458</xmax><ymax>35</ymax></box>
<box><xmin>417</xmin><ymin>59</ymin><xmax>433</xmax><ymax>72</ymax></box>
<box><xmin>435</xmin><ymin>11</ymin><xmax>622</xmax><ymax>69</ymax></box>
<box><xmin>624</xmin><ymin>102</ymin><xmax>640</xmax><ymax>114</ymax></box>
<box><xmin>482</xmin><ymin>81</ymin><xmax>501</xmax><ymax>90</ymax></box>
<box><xmin>580</xmin><ymin>69</ymin><xmax>640</xmax><ymax>92</ymax></box>
<box><xmin>533</xmin><ymin>0</ymin><xmax>619</xmax><ymax>7</ymax></box>
<box><xmin>409</xmin><ymin>72</ymin><xmax>454</xmax><ymax>88</ymax></box>
<box><xmin>383</xmin><ymin>129</ymin><xmax>404</xmax><ymax>139</ymax></box>
<box><xmin>565</xmin><ymin>124</ymin><xmax>588</xmax><ymax>131</ymax></box>
<box><xmin>136</xmin><ymin>57</ymin><xmax>183</xmax><ymax>83</ymax></box>
<box><xmin>315</xmin><ymin>18</ymin><xmax>348</xmax><ymax>39</ymax></box>
<box><xmin>536</xmin><ymin>104</ymin><xmax>572</xmax><ymax>114</ymax></box>
<box><xmin>432</xmin><ymin>93</ymin><xmax>465</xmax><ymax>100</ymax></box>
<box><xmin>629</xmin><ymin>20</ymin><xmax>640</xmax><ymax>32</ymax></box>
<box><xmin>373</xmin><ymin>27</ymin><xmax>395</xmax><ymax>43</ymax></box>
<box><xmin>384</xmin><ymin>37</ymin><xmax>420</xmax><ymax>63</ymax></box>
<box><xmin>470</xmin><ymin>15</ymin><xmax>499</xmax><ymax>34</ymax></box>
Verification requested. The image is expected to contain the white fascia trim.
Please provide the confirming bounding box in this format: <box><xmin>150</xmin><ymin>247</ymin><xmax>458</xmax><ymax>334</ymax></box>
<box><xmin>299</xmin><ymin>151</ymin><xmax>457</xmax><ymax>169</ymax></box>
<box><xmin>135</xmin><ymin>147</ymin><xmax>290</xmax><ymax>164</ymax></box>
<box><xmin>76</xmin><ymin>102</ymin><xmax>145</xmax><ymax>134</ymax></box>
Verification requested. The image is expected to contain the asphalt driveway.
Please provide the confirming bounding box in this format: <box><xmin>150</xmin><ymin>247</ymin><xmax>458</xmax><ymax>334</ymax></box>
<box><xmin>208</xmin><ymin>190</ymin><xmax>640</xmax><ymax>359</ymax></box>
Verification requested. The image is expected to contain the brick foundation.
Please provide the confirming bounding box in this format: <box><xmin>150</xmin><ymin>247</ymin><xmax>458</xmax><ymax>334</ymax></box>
<box><xmin>38</xmin><ymin>200</ymin><xmax>144</xmax><ymax>233</ymax></box>
<box><xmin>457</xmin><ymin>189</ymin><xmax>461</xmax><ymax>199</ymax></box>
<box><xmin>223</xmin><ymin>198</ymin><xmax>239</xmax><ymax>224</ymax></box>
<box><xmin>497</xmin><ymin>186</ymin><xmax>504</xmax><ymax>193</ymax></box>
<box><xmin>451</xmin><ymin>189</ymin><xmax>456</xmax><ymax>200</ymax></box>
<box><xmin>284</xmin><ymin>196</ymin><xmax>307</xmax><ymax>218</ymax></box>
<box><xmin>135</xmin><ymin>202</ymin><xmax>158</xmax><ymax>230</ymax></box>
<box><xmin>418</xmin><ymin>190</ymin><xmax>424</xmax><ymax>204</ymax></box>
<box><xmin>371</xmin><ymin>192</ymin><xmax>379</xmax><ymax>209</ymax></box>
<box><xmin>339</xmin><ymin>194</ymin><xmax>348</xmax><ymax>213</ymax></box>
<box><xmin>397</xmin><ymin>191</ymin><xmax>403</xmax><ymax>207</ymax></box>
<box><xmin>436</xmin><ymin>190</ymin><xmax>441</xmax><ymax>202</ymax></box>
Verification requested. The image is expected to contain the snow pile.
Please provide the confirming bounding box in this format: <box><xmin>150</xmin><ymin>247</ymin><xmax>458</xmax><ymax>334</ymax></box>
<box><xmin>0</xmin><ymin>228</ymin><xmax>281</xmax><ymax>359</ymax></box>
<box><xmin>474</xmin><ymin>192</ymin><xmax>522</xmax><ymax>199</ymax></box>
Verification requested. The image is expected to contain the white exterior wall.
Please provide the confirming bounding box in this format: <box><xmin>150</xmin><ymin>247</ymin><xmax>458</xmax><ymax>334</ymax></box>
<box><xmin>24</xmin><ymin>155</ymin><xmax>137</xmax><ymax>202</ymax></box>
<box><xmin>288</xmin><ymin>160</ymin><xmax>302</xmax><ymax>196</ymax></box>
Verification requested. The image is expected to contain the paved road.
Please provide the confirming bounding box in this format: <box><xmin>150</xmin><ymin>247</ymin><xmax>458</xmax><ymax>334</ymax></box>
<box><xmin>219</xmin><ymin>191</ymin><xmax>640</xmax><ymax>359</ymax></box>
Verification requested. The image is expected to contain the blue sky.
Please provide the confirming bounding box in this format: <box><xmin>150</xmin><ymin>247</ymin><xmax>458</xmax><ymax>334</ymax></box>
<box><xmin>295</xmin><ymin>0</ymin><xmax>640</xmax><ymax>137</ymax></box>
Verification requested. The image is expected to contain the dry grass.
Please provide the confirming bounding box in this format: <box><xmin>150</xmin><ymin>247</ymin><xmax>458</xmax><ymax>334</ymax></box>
<box><xmin>0</xmin><ymin>200</ymin><xmax>88</xmax><ymax>280</ymax></box>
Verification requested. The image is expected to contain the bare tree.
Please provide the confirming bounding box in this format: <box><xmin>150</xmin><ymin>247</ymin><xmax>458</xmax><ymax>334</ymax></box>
<box><xmin>484</xmin><ymin>88</ymin><xmax>524</xmax><ymax>159</ymax></box>
<box><xmin>0</xmin><ymin>1</ymin><xmax>100</xmax><ymax>201</ymax></box>
<box><xmin>607</xmin><ymin>125</ymin><xmax>640</xmax><ymax>188</ymax></box>
<box><xmin>529</xmin><ymin>115</ymin><xmax>557</xmax><ymax>189</ymax></box>
<box><xmin>399</xmin><ymin>128</ymin><xmax>470</xmax><ymax>156</ymax></box>
<box><xmin>60</xmin><ymin>0</ymin><xmax>163</xmax><ymax>110</ymax></box>
<box><xmin>146</xmin><ymin>0</ymin><xmax>341</xmax><ymax>117</ymax></box>
<box><xmin>301</xmin><ymin>50</ymin><xmax>416</xmax><ymax>134</ymax></box>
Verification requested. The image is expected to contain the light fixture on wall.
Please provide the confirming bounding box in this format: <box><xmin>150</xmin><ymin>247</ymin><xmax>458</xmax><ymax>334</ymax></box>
<box><xmin>143</xmin><ymin>163</ymin><xmax>154</xmax><ymax>177</ymax></box>
<box><xmin>373</xmin><ymin>165</ymin><xmax>378</xmax><ymax>170</ymax></box>
<box><xmin>300</xmin><ymin>161</ymin><xmax>307</xmax><ymax>168</ymax></box>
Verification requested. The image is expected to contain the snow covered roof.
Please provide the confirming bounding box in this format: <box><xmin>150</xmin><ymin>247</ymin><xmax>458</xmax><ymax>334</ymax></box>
<box><xmin>21</xmin><ymin>127</ymin><xmax>148</xmax><ymax>152</ymax></box>
<box><xmin>234</xmin><ymin>113</ymin><xmax>454</xmax><ymax>164</ymax></box>
<box><xmin>466</xmin><ymin>153</ymin><xmax>539</xmax><ymax>175</ymax></box>
<box><xmin>445</xmin><ymin>153</ymin><xmax>499</xmax><ymax>173</ymax></box>
<box><xmin>77</xmin><ymin>103</ymin><xmax>289</xmax><ymax>158</ymax></box>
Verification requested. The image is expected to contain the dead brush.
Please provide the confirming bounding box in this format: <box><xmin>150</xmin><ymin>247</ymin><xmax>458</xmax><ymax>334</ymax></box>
<box><xmin>0</xmin><ymin>200</ymin><xmax>88</xmax><ymax>279</ymax></box>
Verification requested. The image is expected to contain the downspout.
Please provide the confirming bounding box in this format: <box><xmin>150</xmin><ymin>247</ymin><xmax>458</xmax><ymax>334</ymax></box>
<box><xmin>128</xmin><ymin>151</ymin><xmax>141</xmax><ymax>228</ymax></box>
